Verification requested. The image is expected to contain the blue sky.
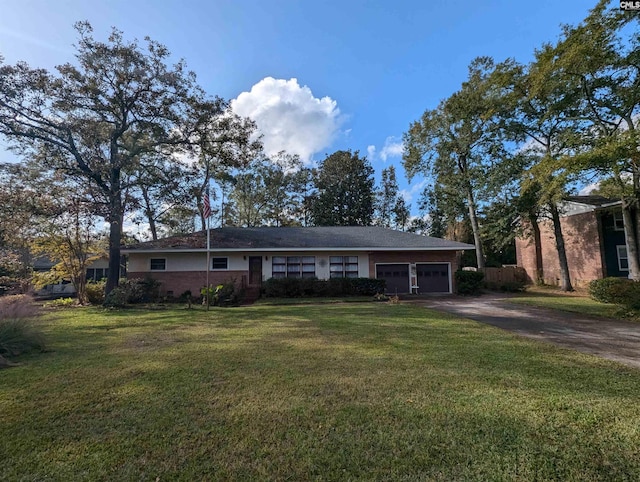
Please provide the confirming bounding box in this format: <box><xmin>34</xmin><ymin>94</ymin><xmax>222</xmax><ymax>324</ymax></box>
<box><xmin>1</xmin><ymin>0</ymin><xmax>601</xmax><ymax>211</ymax></box>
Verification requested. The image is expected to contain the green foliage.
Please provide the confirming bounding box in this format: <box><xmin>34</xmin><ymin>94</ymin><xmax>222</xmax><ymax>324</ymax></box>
<box><xmin>375</xmin><ymin>166</ymin><xmax>410</xmax><ymax>230</ymax></box>
<box><xmin>122</xmin><ymin>278</ymin><xmax>161</xmax><ymax>304</ymax></box>
<box><xmin>178</xmin><ymin>290</ymin><xmax>193</xmax><ymax>302</ymax></box>
<box><xmin>85</xmin><ymin>281</ymin><xmax>105</xmax><ymax>305</ymax></box>
<box><xmin>589</xmin><ymin>278</ymin><xmax>640</xmax><ymax>310</ymax></box>
<box><xmin>201</xmin><ymin>282</ymin><xmax>240</xmax><ymax>307</ymax></box>
<box><xmin>47</xmin><ymin>297</ymin><xmax>75</xmax><ymax>308</ymax></box>
<box><xmin>103</xmin><ymin>287</ymin><xmax>128</xmax><ymax>308</ymax></box>
<box><xmin>455</xmin><ymin>270</ymin><xmax>485</xmax><ymax>295</ymax></box>
<box><xmin>263</xmin><ymin>277</ymin><xmax>386</xmax><ymax>298</ymax></box>
<box><xmin>0</xmin><ymin>295</ymin><xmax>45</xmax><ymax>367</ymax></box>
<box><xmin>310</xmin><ymin>150</ymin><xmax>375</xmax><ymax>226</ymax></box>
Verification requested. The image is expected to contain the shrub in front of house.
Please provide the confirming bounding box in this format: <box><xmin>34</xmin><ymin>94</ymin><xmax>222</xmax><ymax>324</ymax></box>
<box><xmin>263</xmin><ymin>277</ymin><xmax>386</xmax><ymax>298</ymax></box>
<box><xmin>103</xmin><ymin>286</ymin><xmax>128</xmax><ymax>308</ymax></box>
<box><xmin>589</xmin><ymin>277</ymin><xmax>640</xmax><ymax>310</ymax></box>
<box><xmin>124</xmin><ymin>277</ymin><xmax>161</xmax><ymax>303</ymax></box>
<box><xmin>455</xmin><ymin>270</ymin><xmax>485</xmax><ymax>295</ymax></box>
<box><xmin>200</xmin><ymin>280</ymin><xmax>243</xmax><ymax>307</ymax></box>
<box><xmin>86</xmin><ymin>281</ymin><xmax>106</xmax><ymax>305</ymax></box>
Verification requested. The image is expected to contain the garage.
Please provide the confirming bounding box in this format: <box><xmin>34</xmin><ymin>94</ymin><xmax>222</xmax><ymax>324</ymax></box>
<box><xmin>416</xmin><ymin>263</ymin><xmax>450</xmax><ymax>293</ymax></box>
<box><xmin>376</xmin><ymin>264</ymin><xmax>410</xmax><ymax>294</ymax></box>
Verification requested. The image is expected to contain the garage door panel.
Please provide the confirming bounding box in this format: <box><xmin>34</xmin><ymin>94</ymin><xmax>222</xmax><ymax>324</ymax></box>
<box><xmin>376</xmin><ymin>264</ymin><xmax>410</xmax><ymax>294</ymax></box>
<box><xmin>417</xmin><ymin>263</ymin><xmax>450</xmax><ymax>293</ymax></box>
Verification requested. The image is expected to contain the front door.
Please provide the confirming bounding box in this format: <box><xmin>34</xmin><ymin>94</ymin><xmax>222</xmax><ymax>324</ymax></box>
<box><xmin>249</xmin><ymin>256</ymin><xmax>263</xmax><ymax>286</ymax></box>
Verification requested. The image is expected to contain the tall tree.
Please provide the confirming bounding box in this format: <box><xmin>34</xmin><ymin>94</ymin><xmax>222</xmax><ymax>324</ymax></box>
<box><xmin>374</xmin><ymin>165</ymin><xmax>411</xmax><ymax>230</ymax></box>
<box><xmin>262</xmin><ymin>153</ymin><xmax>303</xmax><ymax>227</ymax></box>
<box><xmin>310</xmin><ymin>150</ymin><xmax>375</xmax><ymax>226</ymax></box>
<box><xmin>554</xmin><ymin>1</ymin><xmax>640</xmax><ymax>280</ymax></box>
<box><xmin>375</xmin><ymin>166</ymin><xmax>401</xmax><ymax>228</ymax></box>
<box><xmin>290</xmin><ymin>167</ymin><xmax>316</xmax><ymax>227</ymax></box>
<box><xmin>0</xmin><ymin>23</ymin><xmax>222</xmax><ymax>294</ymax></box>
<box><xmin>404</xmin><ymin>57</ymin><xmax>509</xmax><ymax>270</ymax></box>
<box><xmin>31</xmin><ymin>195</ymin><xmax>106</xmax><ymax>305</ymax></box>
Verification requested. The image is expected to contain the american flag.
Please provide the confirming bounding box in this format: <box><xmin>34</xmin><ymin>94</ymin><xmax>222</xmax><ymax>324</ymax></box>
<box><xmin>203</xmin><ymin>186</ymin><xmax>211</xmax><ymax>219</ymax></box>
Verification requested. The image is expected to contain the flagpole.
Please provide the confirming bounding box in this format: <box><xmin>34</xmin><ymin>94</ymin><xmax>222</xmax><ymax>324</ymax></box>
<box><xmin>205</xmin><ymin>186</ymin><xmax>211</xmax><ymax>312</ymax></box>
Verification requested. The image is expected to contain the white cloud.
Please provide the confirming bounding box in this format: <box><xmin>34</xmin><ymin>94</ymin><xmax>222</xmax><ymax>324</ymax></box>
<box><xmin>367</xmin><ymin>145</ymin><xmax>376</xmax><ymax>160</ymax></box>
<box><xmin>400</xmin><ymin>179</ymin><xmax>429</xmax><ymax>203</ymax></box>
<box><xmin>380</xmin><ymin>136</ymin><xmax>404</xmax><ymax>162</ymax></box>
<box><xmin>579</xmin><ymin>182</ymin><xmax>599</xmax><ymax>195</ymax></box>
<box><xmin>231</xmin><ymin>77</ymin><xmax>342</xmax><ymax>164</ymax></box>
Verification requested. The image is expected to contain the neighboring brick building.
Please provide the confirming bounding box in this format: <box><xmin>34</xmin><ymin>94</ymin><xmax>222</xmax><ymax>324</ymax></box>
<box><xmin>122</xmin><ymin>226</ymin><xmax>474</xmax><ymax>296</ymax></box>
<box><xmin>516</xmin><ymin>196</ymin><xmax>629</xmax><ymax>288</ymax></box>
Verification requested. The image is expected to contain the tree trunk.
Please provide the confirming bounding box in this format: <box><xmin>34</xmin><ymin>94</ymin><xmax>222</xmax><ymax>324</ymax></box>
<box><xmin>76</xmin><ymin>275</ymin><xmax>88</xmax><ymax>305</ymax></box>
<box><xmin>549</xmin><ymin>203</ymin><xmax>573</xmax><ymax>291</ymax></box>
<box><xmin>105</xmin><ymin>170</ymin><xmax>122</xmax><ymax>296</ymax></box>
<box><xmin>141</xmin><ymin>187</ymin><xmax>158</xmax><ymax>241</ymax></box>
<box><xmin>529</xmin><ymin>214</ymin><xmax>544</xmax><ymax>284</ymax></box>
<box><xmin>466</xmin><ymin>186</ymin><xmax>485</xmax><ymax>270</ymax></box>
<box><xmin>622</xmin><ymin>202</ymin><xmax>640</xmax><ymax>281</ymax></box>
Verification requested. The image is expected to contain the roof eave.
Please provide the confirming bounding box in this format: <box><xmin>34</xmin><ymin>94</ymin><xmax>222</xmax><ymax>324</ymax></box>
<box><xmin>122</xmin><ymin>245</ymin><xmax>475</xmax><ymax>254</ymax></box>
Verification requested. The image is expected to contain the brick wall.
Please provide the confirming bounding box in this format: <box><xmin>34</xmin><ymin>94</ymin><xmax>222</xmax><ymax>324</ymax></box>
<box><xmin>127</xmin><ymin>270</ymin><xmax>247</xmax><ymax>297</ymax></box>
<box><xmin>516</xmin><ymin>211</ymin><xmax>605</xmax><ymax>287</ymax></box>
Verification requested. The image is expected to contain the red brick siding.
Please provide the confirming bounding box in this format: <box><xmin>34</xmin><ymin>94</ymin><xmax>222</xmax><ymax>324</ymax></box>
<box><xmin>368</xmin><ymin>251</ymin><xmax>460</xmax><ymax>291</ymax></box>
<box><xmin>127</xmin><ymin>270</ymin><xmax>247</xmax><ymax>296</ymax></box>
<box><xmin>516</xmin><ymin>211</ymin><xmax>605</xmax><ymax>287</ymax></box>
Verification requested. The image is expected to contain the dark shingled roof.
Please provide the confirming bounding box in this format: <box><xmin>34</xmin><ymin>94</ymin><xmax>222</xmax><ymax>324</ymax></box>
<box><xmin>123</xmin><ymin>226</ymin><xmax>474</xmax><ymax>251</ymax></box>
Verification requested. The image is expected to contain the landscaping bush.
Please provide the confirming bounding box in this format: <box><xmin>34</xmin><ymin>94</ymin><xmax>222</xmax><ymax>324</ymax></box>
<box><xmin>455</xmin><ymin>270</ymin><xmax>485</xmax><ymax>295</ymax></box>
<box><xmin>0</xmin><ymin>295</ymin><xmax>45</xmax><ymax>368</ymax></box>
<box><xmin>589</xmin><ymin>277</ymin><xmax>631</xmax><ymax>304</ymax></box>
<box><xmin>263</xmin><ymin>277</ymin><xmax>386</xmax><ymax>298</ymax></box>
<box><xmin>103</xmin><ymin>286</ymin><xmax>128</xmax><ymax>308</ymax></box>
<box><xmin>200</xmin><ymin>281</ymin><xmax>242</xmax><ymax>307</ymax></box>
<box><xmin>123</xmin><ymin>277</ymin><xmax>161</xmax><ymax>303</ymax></box>
<box><xmin>484</xmin><ymin>280</ymin><xmax>526</xmax><ymax>293</ymax></box>
<box><xmin>213</xmin><ymin>282</ymin><xmax>239</xmax><ymax>306</ymax></box>
<box><xmin>350</xmin><ymin>278</ymin><xmax>386</xmax><ymax>295</ymax></box>
<box><xmin>86</xmin><ymin>280</ymin><xmax>105</xmax><ymax>305</ymax></box>
<box><xmin>589</xmin><ymin>277</ymin><xmax>640</xmax><ymax>311</ymax></box>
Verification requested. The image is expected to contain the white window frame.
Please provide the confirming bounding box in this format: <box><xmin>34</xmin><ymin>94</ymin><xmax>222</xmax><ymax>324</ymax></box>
<box><xmin>617</xmin><ymin>245</ymin><xmax>629</xmax><ymax>272</ymax></box>
<box><xmin>613</xmin><ymin>211</ymin><xmax>625</xmax><ymax>231</ymax></box>
<box><xmin>271</xmin><ymin>256</ymin><xmax>316</xmax><ymax>278</ymax></box>
<box><xmin>150</xmin><ymin>258</ymin><xmax>166</xmax><ymax>271</ymax></box>
<box><xmin>329</xmin><ymin>256</ymin><xmax>359</xmax><ymax>278</ymax></box>
<box><xmin>211</xmin><ymin>257</ymin><xmax>229</xmax><ymax>271</ymax></box>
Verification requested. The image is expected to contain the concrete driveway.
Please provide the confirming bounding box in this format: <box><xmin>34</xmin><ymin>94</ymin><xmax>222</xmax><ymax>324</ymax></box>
<box><xmin>422</xmin><ymin>294</ymin><xmax>640</xmax><ymax>369</ymax></box>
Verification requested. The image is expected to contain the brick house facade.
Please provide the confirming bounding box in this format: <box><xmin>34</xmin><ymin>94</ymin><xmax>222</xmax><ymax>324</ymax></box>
<box><xmin>516</xmin><ymin>197</ymin><xmax>629</xmax><ymax>288</ymax></box>
<box><xmin>123</xmin><ymin>227</ymin><xmax>473</xmax><ymax>297</ymax></box>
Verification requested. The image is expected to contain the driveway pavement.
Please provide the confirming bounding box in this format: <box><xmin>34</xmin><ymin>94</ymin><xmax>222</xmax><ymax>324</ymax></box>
<box><xmin>422</xmin><ymin>294</ymin><xmax>640</xmax><ymax>369</ymax></box>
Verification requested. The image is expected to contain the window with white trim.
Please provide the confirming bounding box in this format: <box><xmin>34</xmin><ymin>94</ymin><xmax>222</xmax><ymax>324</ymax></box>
<box><xmin>86</xmin><ymin>268</ymin><xmax>109</xmax><ymax>281</ymax></box>
<box><xmin>211</xmin><ymin>257</ymin><xmax>228</xmax><ymax>270</ymax></box>
<box><xmin>150</xmin><ymin>258</ymin><xmax>166</xmax><ymax>271</ymax></box>
<box><xmin>613</xmin><ymin>211</ymin><xmax>625</xmax><ymax>231</ymax></box>
<box><xmin>271</xmin><ymin>256</ymin><xmax>315</xmax><ymax>278</ymax></box>
<box><xmin>617</xmin><ymin>245</ymin><xmax>629</xmax><ymax>271</ymax></box>
<box><xmin>329</xmin><ymin>256</ymin><xmax>359</xmax><ymax>278</ymax></box>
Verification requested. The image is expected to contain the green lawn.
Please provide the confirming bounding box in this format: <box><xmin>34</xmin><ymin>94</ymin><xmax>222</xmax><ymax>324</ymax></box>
<box><xmin>2</xmin><ymin>303</ymin><xmax>640</xmax><ymax>481</ymax></box>
<box><xmin>506</xmin><ymin>291</ymin><xmax>638</xmax><ymax>320</ymax></box>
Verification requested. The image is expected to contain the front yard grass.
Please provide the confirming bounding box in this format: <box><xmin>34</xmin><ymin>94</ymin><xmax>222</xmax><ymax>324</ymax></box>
<box><xmin>507</xmin><ymin>290</ymin><xmax>639</xmax><ymax>321</ymax></box>
<box><xmin>2</xmin><ymin>303</ymin><xmax>640</xmax><ymax>480</ymax></box>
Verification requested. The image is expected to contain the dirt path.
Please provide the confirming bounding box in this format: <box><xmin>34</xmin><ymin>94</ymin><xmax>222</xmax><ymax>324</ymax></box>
<box><xmin>422</xmin><ymin>294</ymin><xmax>640</xmax><ymax>369</ymax></box>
